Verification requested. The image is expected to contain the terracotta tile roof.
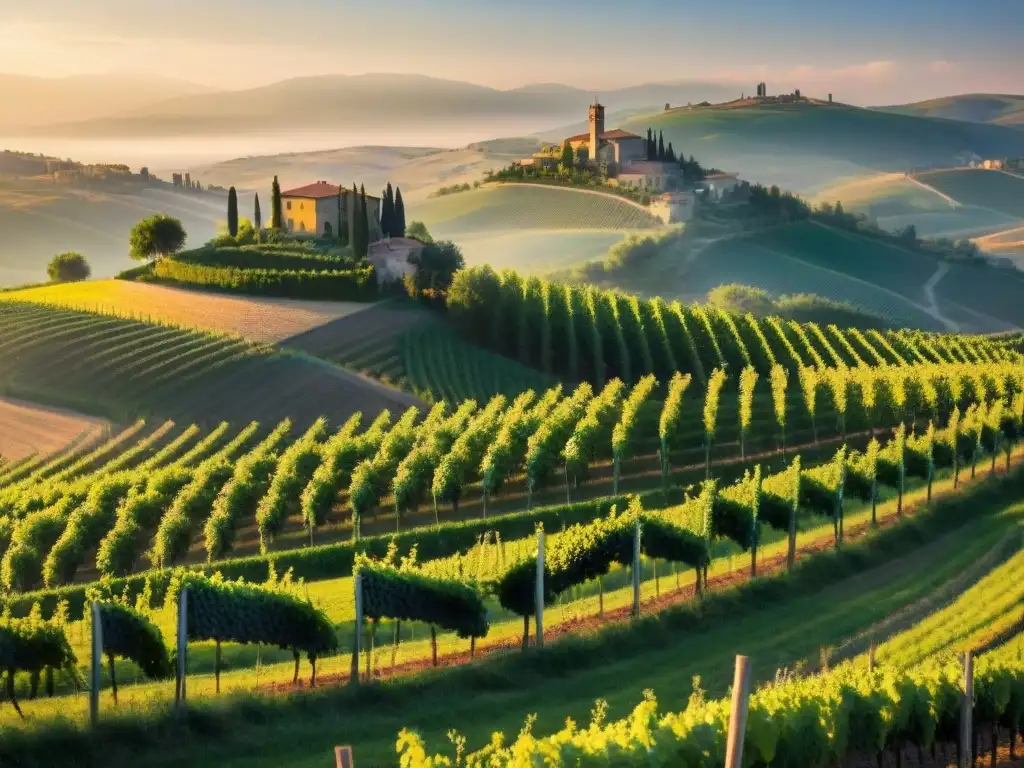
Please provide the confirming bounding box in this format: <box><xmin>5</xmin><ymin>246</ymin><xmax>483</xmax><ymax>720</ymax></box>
<box><xmin>282</xmin><ymin>181</ymin><xmax>381</xmax><ymax>201</ymax></box>
<box><xmin>564</xmin><ymin>129</ymin><xmax>643</xmax><ymax>142</ymax></box>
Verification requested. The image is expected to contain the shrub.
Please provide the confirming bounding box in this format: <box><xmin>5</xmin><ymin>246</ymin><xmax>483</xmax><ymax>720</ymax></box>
<box><xmin>46</xmin><ymin>252</ymin><xmax>91</xmax><ymax>283</ymax></box>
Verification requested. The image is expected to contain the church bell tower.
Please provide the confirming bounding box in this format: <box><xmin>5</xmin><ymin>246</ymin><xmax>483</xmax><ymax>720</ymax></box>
<box><xmin>589</xmin><ymin>98</ymin><xmax>605</xmax><ymax>163</ymax></box>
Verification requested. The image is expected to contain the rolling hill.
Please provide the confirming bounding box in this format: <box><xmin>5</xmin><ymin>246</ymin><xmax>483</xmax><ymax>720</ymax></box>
<box><xmin>588</xmin><ymin>220</ymin><xmax>1024</xmax><ymax>333</ymax></box>
<box><xmin>812</xmin><ymin>171</ymin><xmax>1022</xmax><ymax>240</ymax></box>
<box><xmin>874</xmin><ymin>93</ymin><xmax>1024</xmax><ymax>128</ymax></box>
<box><xmin>183</xmin><ymin>139</ymin><xmax>545</xmax><ymax>202</ymax></box>
<box><xmin>0</xmin><ymin>300</ymin><xmax>419</xmax><ymax>429</ymax></box>
<box><xmin>913</xmin><ymin>168</ymin><xmax>1024</xmax><ymax>219</ymax></box>
<box><xmin>412</xmin><ymin>184</ymin><xmax>662</xmax><ymax>273</ymax></box>
<box><xmin>0</xmin><ymin>177</ymin><xmax>247</xmax><ymax>286</ymax></box>
<box><xmin>618</xmin><ymin>102</ymin><xmax>1024</xmax><ymax>192</ymax></box>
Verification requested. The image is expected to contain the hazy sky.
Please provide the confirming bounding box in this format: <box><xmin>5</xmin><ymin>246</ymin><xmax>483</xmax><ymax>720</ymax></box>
<box><xmin>2</xmin><ymin>0</ymin><xmax>1022</xmax><ymax>103</ymax></box>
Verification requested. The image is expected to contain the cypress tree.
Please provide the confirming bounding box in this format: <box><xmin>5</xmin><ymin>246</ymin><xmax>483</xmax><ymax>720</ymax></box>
<box><xmin>658</xmin><ymin>132</ymin><xmax>665</xmax><ymax>161</ymax></box>
<box><xmin>253</xmin><ymin>193</ymin><xmax>262</xmax><ymax>231</ymax></box>
<box><xmin>646</xmin><ymin>128</ymin><xmax>653</xmax><ymax>160</ymax></box>
<box><xmin>350</xmin><ymin>183</ymin><xmax>359</xmax><ymax>252</ymax></box>
<box><xmin>381</xmin><ymin>182</ymin><xmax>394</xmax><ymax>238</ymax></box>
<box><xmin>394</xmin><ymin>187</ymin><xmax>406</xmax><ymax>237</ymax></box>
<box><xmin>227</xmin><ymin>186</ymin><xmax>239</xmax><ymax>237</ymax></box>
<box><xmin>271</xmin><ymin>176</ymin><xmax>282</xmax><ymax>230</ymax></box>
<box><xmin>360</xmin><ymin>184</ymin><xmax>369</xmax><ymax>251</ymax></box>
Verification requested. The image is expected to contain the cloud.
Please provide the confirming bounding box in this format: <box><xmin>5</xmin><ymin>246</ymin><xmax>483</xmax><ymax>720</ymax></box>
<box><xmin>788</xmin><ymin>60</ymin><xmax>898</xmax><ymax>82</ymax></box>
<box><xmin>928</xmin><ymin>60</ymin><xmax>957</xmax><ymax>74</ymax></box>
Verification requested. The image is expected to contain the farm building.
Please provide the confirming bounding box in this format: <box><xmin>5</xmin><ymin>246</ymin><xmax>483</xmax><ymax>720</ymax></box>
<box><xmin>698</xmin><ymin>172</ymin><xmax>740</xmax><ymax>198</ymax></box>
<box><xmin>281</xmin><ymin>181</ymin><xmax>382</xmax><ymax>243</ymax></box>
<box><xmin>648</xmin><ymin>192</ymin><xmax>695</xmax><ymax>224</ymax></box>
<box><xmin>367</xmin><ymin>237</ymin><xmax>423</xmax><ymax>286</ymax></box>
<box><xmin>612</xmin><ymin>161</ymin><xmax>676</xmax><ymax>192</ymax></box>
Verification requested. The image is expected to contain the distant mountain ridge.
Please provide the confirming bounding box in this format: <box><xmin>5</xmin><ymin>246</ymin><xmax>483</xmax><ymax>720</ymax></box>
<box><xmin>873</xmin><ymin>94</ymin><xmax>1024</xmax><ymax>128</ymax></box>
<box><xmin>0</xmin><ymin>73</ymin><xmax>216</xmax><ymax>132</ymax></box>
<box><xmin>22</xmin><ymin>73</ymin><xmax>738</xmax><ymax>138</ymax></box>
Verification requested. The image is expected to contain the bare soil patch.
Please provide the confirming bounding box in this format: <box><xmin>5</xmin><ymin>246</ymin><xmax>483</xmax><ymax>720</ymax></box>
<box><xmin>0</xmin><ymin>396</ymin><xmax>108</xmax><ymax>462</ymax></box>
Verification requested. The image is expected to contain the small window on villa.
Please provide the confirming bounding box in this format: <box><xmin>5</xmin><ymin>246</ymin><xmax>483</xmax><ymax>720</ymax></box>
<box><xmin>286</xmin><ymin>201</ymin><xmax>292</xmax><ymax>210</ymax></box>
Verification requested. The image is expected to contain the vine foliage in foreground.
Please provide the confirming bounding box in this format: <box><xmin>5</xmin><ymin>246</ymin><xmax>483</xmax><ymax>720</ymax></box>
<box><xmin>355</xmin><ymin>554</ymin><xmax>488</xmax><ymax>639</ymax></box>
<box><xmin>92</xmin><ymin>601</ymin><xmax>172</xmax><ymax>679</ymax></box>
<box><xmin>169</xmin><ymin>572</ymin><xmax>337</xmax><ymax>665</ymax></box>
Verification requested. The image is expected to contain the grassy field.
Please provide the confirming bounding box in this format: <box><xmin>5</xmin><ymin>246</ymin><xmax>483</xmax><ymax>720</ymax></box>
<box><xmin>0</xmin><ymin>178</ymin><xmax>241</xmax><ymax>286</ymax></box>
<box><xmin>811</xmin><ymin>171</ymin><xmax>1021</xmax><ymax>239</ymax></box>
<box><xmin>454</xmin><ymin>228</ymin><xmax>631</xmax><ymax>274</ymax></box>
<box><xmin>414</xmin><ymin>185</ymin><xmax>660</xmax><ymax>233</ymax></box>
<box><xmin>915</xmin><ymin>168</ymin><xmax>1024</xmax><ymax>220</ymax></box>
<box><xmin>411</xmin><ymin>184</ymin><xmax>660</xmax><ymax>274</ymax></box>
<box><xmin>1</xmin><ymin>280</ymin><xmax>373</xmax><ymax>343</ymax></box>
<box><xmin>6</xmin><ymin>458</ymin><xmax>1021</xmax><ymax>768</ymax></box>
<box><xmin>876</xmin><ymin>93</ymin><xmax>1024</xmax><ymax>127</ymax></box>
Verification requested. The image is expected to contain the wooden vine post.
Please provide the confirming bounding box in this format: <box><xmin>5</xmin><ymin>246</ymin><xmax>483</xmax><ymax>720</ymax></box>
<box><xmin>724</xmin><ymin>655</ymin><xmax>752</xmax><ymax>768</ymax></box>
<box><xmin>89</xmin><ymin>602</ymin><xmax>103</xmax><ymax>727</ymax></box>
<box><xmin>787</xmin><ymin>492</ymin><xmax>798</xmax><ymax>572</ymax></box>
<box><xmin>959</xmin><ymin>650</ymin><xmax>973</xmax><ymax>768</ymax></box>
<box><xmin>351</xmin><ymin>572</ymin><xmax>362</xmax><ymax>685</ymax></box>
<box><xmin>632</xmin><ymin>522</ymin><xmax>642</xmax><ymax>619</ymax></box>
<box><xmin>175</xmin><ymin>588</ymin><xmax>188</xmax><ymax>707</ymax></box>
<box><xmin>535</xmin><ymin>528</ymin><xmax>545</xmax><ymax>649</ymax></box>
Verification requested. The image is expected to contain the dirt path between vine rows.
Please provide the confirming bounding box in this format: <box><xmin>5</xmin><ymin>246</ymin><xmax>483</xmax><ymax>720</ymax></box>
<box><xmin>259</xmin><ymin>454</ymin><xmax>1020</xmax><ymax>695</ymax></box>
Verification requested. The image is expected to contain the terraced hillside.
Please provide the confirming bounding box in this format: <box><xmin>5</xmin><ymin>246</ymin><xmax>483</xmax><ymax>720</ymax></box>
<box><xmin>2</xmin><ymin>280</ymin><xmax>371</xmax><ymax>343</ymax></box>
<box><xmin>0</xmin><ymin>302</ymin><xmax>418</xmax><ymax>428</ymax></box>
<box><xmin>284</xmin><ymin>303</ymin><xmax>558</xmax><ymax>405</ymax></box>
<box><xmin>413</xmin><ymin>184</ymin><xmax>661</xmax><ymax>273</ymax></box>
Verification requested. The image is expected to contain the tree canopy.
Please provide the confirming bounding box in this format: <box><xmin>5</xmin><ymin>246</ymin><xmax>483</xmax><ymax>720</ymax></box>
<box><xmin>46</xmin><ymin>252</ymin><xmax>91</xmax><ymax>283</ymax></box>
<box><xmin>129</xmin><ymin>215</ymin><xmax>186</xmax><ymax>261</ymax></box>
<box><xmin>406</xmin><ymin>221</ymin><xmax>433</xmax><ymax>244</ymax></box>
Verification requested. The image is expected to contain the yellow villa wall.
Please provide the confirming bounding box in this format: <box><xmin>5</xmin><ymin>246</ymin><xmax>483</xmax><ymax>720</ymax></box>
<box><xmin>282</xmin><ymin>196</ymin><xmax>319</xmax><ymax>234</ymax></box>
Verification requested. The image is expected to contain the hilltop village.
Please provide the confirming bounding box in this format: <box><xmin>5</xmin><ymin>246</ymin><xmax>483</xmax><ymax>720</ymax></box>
<box><xmin>512</xmin><ymin>100</ymin><xmax>740</xmax><ymax>223</ymax></box>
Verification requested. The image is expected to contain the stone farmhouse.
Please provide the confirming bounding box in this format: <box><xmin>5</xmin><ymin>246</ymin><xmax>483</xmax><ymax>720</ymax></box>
<box><xmin>280</xmin><ymin>181</ymin><xmax>383</xmax><ymax>243</ymax></box>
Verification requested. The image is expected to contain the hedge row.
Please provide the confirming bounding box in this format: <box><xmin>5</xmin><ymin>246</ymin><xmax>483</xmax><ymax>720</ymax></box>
<box><xmin>174</xmin><ymin>245</ymin><xmax>357</xmax><ymax>273</ymax></box>
<box><xmin>3</xmin><ymin>487</ymin><xmax>685</xmax><ymax>622</ymax></box>
<box><xmin>152</xmin><ymin>259</ymin><xmax>377</xmax><ymax>301</ymax></box>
